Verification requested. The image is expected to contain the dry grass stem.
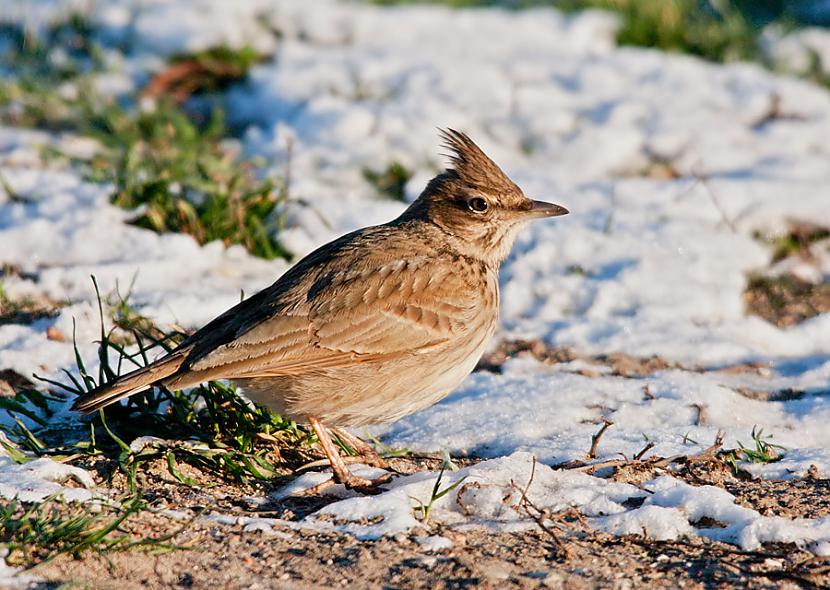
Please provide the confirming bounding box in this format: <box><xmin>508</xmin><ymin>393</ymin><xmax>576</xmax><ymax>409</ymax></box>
<box><xmin>694</xmin><ymin>171</ymin><xmax>738</xmax><ymax>233</ymax></box>
<box><xmin>509</xmin><ymin>456</ymin><xmax>572</xmax><ymax>559</ymax></box>
<box><xmin>633</xmin><ymin>441</ymin><xmax>656</xmax><ymax>461</ymax></box>
<box><xmin>588</xmin><ymin>419</ymin><xmax>614</xmax><ymax>459</ymax></box>
<box><xmin>691</xmin><ymin>403</ymin><xmax>708</xmax><ymax>426</ymax></box>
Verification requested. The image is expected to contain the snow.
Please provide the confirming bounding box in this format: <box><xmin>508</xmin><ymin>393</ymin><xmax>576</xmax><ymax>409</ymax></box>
<box><xmin>375</xmin><ymin>358</ymin><xmax>830</xmax><ymax>478</ymax></box>
<box><xmin>619</xmin><ymin>475</ymin><xmax>830</xmax><ymax>551</ymax></box>
<box><xmin>0</xmin><ymin>454</ymin><xmax>97</xmax><ymax>503</ymax></box>
<box><xmin>414</xmin><ymin>535</ymin><xmax>454</xmax><ymax>552</ymax></box>
<box><xmin>275</xmin><ymin>453</ymin><xmax>830</xmax><ymax>552</ymax></box>
<box><xmin>761</xmin><ymin>25</ymin><xmax>830</xmax><ymax>77</ymax></box>
<box><xmin>1</xmin><ymin>0</ymin><xmax>830</xmax><ymax>555</ymax></box>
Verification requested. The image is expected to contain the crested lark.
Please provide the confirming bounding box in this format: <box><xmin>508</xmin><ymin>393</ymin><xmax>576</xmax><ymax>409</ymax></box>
<box><xmin>72</xmin><ymin>129</ymin><xmax>569</xmax><ymax>492</ymax></box>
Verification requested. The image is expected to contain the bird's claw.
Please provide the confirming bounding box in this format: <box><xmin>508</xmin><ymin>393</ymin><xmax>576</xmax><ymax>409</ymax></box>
<box><xmin>338</xmin><ymin>471</ymin><xmax>393</xmax><ymax>495</ymax></box>
<box><xmin>293</xmin><ymin>471</ymin><xmax>394</xmax><ymax>497</ymax></box>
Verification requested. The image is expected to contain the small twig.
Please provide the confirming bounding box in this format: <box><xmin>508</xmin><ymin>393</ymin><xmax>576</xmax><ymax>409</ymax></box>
<box><xmin>749</xmin><ymin>93</ymin><xmax>804</xmax><ymax>130</ymax></box>
<box><xmin>509</xmin><ymin>457</ymin><xmax>571</xmax><ymax>558</ymax></box>
<box><xmin>698</xmin><ymin>430</ymin><xmax>725</xmax><ymax>459</ymax></box>
<box><xmin>750</xmin><ymin>93</ymin><xmax>783</xmax><ymax>130</ymax></box>
<box><xmin>691</xmin><ymin>403</ymin><xmax>707</xmax><ymax>426</ymax></box>
<box><xmin>588</xmin><ymin>419</ymin><xmax>614</xmax><ymax>459</ymax></box>
<box><xmin>559</xmin><ymin>430</ymin><xmax>727</xmax><ymax>475</ymax></box>
<box><xmin>633</xmin><ymin>441</ymin><xmax>656</xmax><ymax>461</ymax></box>
<box><xmin>521</xmin><ymin>453</ymin><xmax>537</xmax><ymax>500</ymax></box>
<box><xmin>693</xmin><ymin>170</ymin><xmax>737</xmax><ymax>233</ymax></box>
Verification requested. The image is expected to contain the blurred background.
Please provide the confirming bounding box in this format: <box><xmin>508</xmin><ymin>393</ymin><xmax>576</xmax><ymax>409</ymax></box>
<box><xmin>2</xmin><ymin>0</ymin><xmax>830</xmax><ymax>263</ymax></box>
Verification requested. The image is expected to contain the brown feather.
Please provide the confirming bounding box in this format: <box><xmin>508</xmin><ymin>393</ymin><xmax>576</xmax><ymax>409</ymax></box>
<box><xmin>439</xmin><ymin>128</ymin><xmax>520</xmax><ymax>194</ymax></box>
<box><xmin>71</xmin><ymin>349</ymin><xmax>189</xmax><ymax>415</ymax></box>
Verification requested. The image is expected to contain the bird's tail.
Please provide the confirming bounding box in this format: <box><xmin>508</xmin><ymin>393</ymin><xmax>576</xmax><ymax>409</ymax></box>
<box><xmin>71</xmin><ymin>349</ymin><xmax>190</xmax><ymax>415</ymax></box>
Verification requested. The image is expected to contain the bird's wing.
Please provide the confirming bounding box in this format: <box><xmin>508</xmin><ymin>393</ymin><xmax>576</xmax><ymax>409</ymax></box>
<box><xmin>186</xmin><ymin>258</ymin><xmax>479</xmax><ymax>380</ymax></box>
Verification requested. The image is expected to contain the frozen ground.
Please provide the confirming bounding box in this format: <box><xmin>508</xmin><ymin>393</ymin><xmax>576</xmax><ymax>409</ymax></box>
<box><xmin>2</xmin><ymin>0</ymin><xmax>830</xmax><ymax>567</ymax></box>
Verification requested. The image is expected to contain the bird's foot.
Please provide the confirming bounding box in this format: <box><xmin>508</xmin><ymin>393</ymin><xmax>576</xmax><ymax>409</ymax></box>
<box><xmin>331</xmin><ymin>427</ymin><xmax>390</xmax><ymax>469</ymax></box>
<box><xmin>353</xmin><ymin>450</ymin><xmax>389</xmax><ymax>470</ymax></box>
<box><xmin>302</xmin><ymin>416</ymin><xmax>394</xmax><ymax>495</ymax></box>
<box><xmin>297</xmin><ymin>455</ymin><xmax>375</xmax><ymax>473</ymax></box>
<box><xmin>336</xmin><ymin>471</ymin><xmax>393</xmax><ymax>495</ymax></box>
<box><xmin>294</xmin><ymin>471</ymin><xmax>393</xmax><ymax>497</ymax></box>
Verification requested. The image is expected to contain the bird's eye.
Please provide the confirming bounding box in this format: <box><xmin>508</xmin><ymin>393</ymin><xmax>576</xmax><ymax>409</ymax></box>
<box><xmin>467</xmin><ymin>197</ymin><xmax>489</xmax><ymax>213</ymax></box>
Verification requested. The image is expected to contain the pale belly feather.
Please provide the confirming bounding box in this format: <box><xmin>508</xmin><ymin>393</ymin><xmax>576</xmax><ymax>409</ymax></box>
<box><xmin>238</xmin><ymin>311</ymin><xmax>497</xmax><ymax>427</ymax></box>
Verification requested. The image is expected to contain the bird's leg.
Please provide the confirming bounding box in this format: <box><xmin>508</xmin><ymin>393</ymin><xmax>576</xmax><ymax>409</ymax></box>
<box><xmin>331</xmin><ymin>427</ymin><xmax>389</xmax><ymax>469</ymax></box>
<box><xmin>307</xmin><ymin>416</ymin><xmax>391</xmax><ymax>494</ymax></box>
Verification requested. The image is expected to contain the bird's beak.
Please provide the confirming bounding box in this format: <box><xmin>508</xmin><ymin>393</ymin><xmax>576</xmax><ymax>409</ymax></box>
<box><xmin>526</xmin><ymin>200</ymin><xmax>569</xmax><ymax>218</ymax></box>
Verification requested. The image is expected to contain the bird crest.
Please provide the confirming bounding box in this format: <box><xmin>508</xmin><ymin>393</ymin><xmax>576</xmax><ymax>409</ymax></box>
<box><xmin>439</xmin><ymin>128</ymin><xmax>520</xmax><ymax>194</ymax></box>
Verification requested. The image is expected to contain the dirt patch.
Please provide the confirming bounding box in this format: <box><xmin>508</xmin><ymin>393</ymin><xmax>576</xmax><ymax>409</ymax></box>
<box><xmin>27</xmin><ymin>506</ymin><xmax>830</xmax><ymax>590</ymax></box>
<box><xmin>0</xmin><ymin>369</ymin><xmax>36</xmax><ymax>397</ymax></box>
<box><xmin>0</xmin><ymin>293</ymin><xmax>60</xmax><ymax>327</ymax></box>
<box><xmin>475</xmin><ymin>338</ymin><xmax>788</xmax><ymax>378</ymax></box>
<box><xmin>725</xmin><ymin>477</ymin><xmax>830</xmax><ymax>520</ymax></box>
<box><xmin>744</xmin><ymin>273</ymin><xmax>830</xmax><ymax>328</ymax></box>
<box><xmin>476</xmin><ymin>338</ymin><xmax>686</xmax><ymax>377</ymax></box>
<box><xmin>745</xmin><ymin>221</ymin><xmax>830</xmax><ymax>328</ymax></box>
<box><xmin>733</xmin><ymin>387</ymin><xmax>810</xmax><ymax>402</ymax></box>
<box><xmin>0</xmin><ymin>266</ymin><xmax>62</xmax><ymax>327</ymax></box>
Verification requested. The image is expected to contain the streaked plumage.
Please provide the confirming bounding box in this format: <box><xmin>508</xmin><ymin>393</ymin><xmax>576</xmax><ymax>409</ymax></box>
<box><xmin>72</xmin><ymin>129</ymin><xmax>568</xmax><ymax>491</ymax></box>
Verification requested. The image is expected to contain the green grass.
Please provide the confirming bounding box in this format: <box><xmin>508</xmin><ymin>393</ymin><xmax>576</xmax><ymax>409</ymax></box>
<box><xmin>0</xmin><ymin>18</ymin><xmax>290</xmax><ymax>261</ymax></box>
<box><xmin>721</xmin><ymin>426</ymin><xmax>786</xmax><ymax>475</ymax></box>
<box><xmin>92</xmin><ymin>101</ymin><xmax>290</xmax><ymax>260</ymax></box>
<box><xmin>411</xmin><ymin>452</ymin><xmax>466</xmax><ymax>523</ymax></box>
<box><xmin>53</xmin><ymin>280</ymin><xmax>301</xmax><ymax>485</ymax></box>
<box><xmin>0</xmin><ymin>279</ymin><xmax>332</xmax><ymax>565</ymax></box>
<box><xmin>736</xmin><ymin>426</ymin><xmax>786</xmax><ymax>464</ymax></box>
<box><xmin>0</xmin><ymin>278</ymin><xmax>319</xmax><ymax>493</ymax></box>
<box><xmin>0</xmin><ymin>496</ymin><xmax>191</xmax><ymax>567</ymax></box>
<box><xmin>0</xmin><ymin>16</ymin><xmax>103</xmax><ymax>83</ymax></box>
<box><xmin>363</xmin><ymin>161</ymin><xmax>413</xmax><ymax>201</ymax></box>
<box><xmin>557</xmin><ymin>0</ymin><xmax>758</xmax><ymax>62</ymax></box>
<box><xmin>0</xmin><ymin>81</ymin><xmax>290</xmax><ymax>260</ymax></box>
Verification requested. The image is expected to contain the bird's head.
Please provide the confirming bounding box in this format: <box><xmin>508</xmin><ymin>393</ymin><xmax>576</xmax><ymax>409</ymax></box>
<box><xmin>402</xmin><ymin>129</ymin><xmax>568</xmax><ymax>267</ymax></box>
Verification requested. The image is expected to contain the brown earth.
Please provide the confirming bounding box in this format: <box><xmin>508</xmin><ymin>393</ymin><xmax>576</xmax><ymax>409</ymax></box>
<box><xmin>25</xmin><ymin>484</ymin><xmax>830</xmax><ymax>590</ymax></box>
<box><xmin>11</xmin><ymin>446</ymin><xmax>830</xmax><ymax>590</ymax></box>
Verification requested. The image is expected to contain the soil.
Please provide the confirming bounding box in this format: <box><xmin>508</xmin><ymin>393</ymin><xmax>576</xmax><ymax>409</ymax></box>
<box><xmin>25</xmin><ymin>482</ymin><xmax>830</xmax><ymax>590</ymax></box>
<box><xmin>743</xmin><ymin>222</ymin><xmax>830</xmax><ymax>328</ymax></box>
<box><xmin>475</xmin><ymin>338</ymin><xmax>785</xmax><ymax>378</ymax></box>
<box><xmin>10</xmin><ymin>446</ymin><xmax>830</xmax><ymax>590</ymax></box>
<box><xmin>744</xmin><ymin>273</ymin><xmax>830</xmax><ymax>328</ymax></box>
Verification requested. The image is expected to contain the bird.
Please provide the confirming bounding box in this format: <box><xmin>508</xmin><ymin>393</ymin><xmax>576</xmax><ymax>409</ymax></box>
<box><xmin>72</xmin><ymin>129</ymin><xmax>569</xmax><ymax>493</ymax></box>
